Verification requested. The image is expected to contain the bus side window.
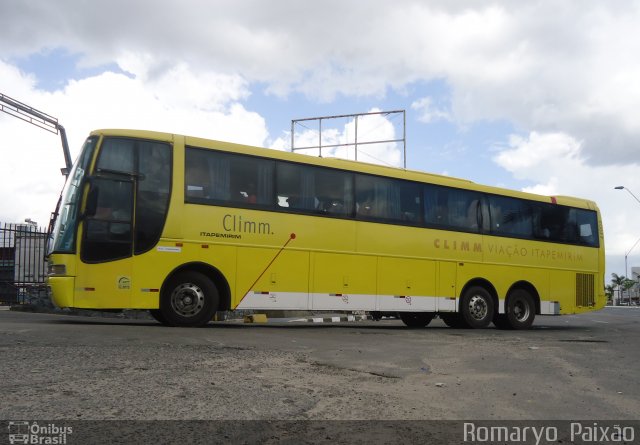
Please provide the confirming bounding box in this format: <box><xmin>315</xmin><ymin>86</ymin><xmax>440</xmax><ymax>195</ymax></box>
<box><xmin>425</xmin><ymin>184</ymin><xmax>481</xmax><ymax>232</ymax></box>
<box><xmin>488</xmin><ymin>195</ymin><xmax>532</xmax><ymax>237</ymax></box>
<box><xmin>228</xmin><ymin>156</ymin><xmax>274</xmax><ymax>207</ymax></box>
<box><xmin>466</xmin><ymin>200</ymin><xmax>479</xmax><ymax>230</ymax></box>
<box><xmin>424</xmin><ymin>184</ymin><xmax>445</xmax><ymax>226</ymax></box>
<box><xmin>535</xmin><ymin>203</ymin><xmax>566</xmax><ymax>241</ymax></box>
<box><xmin>575</xmin><ymin>209</ymin><xmax>598</xmax><ymax>246</ymax></box>
<box><xmin>355</xmin><ymin>174</ymin><xmax>420</xmax><ymax>223</ymax></box>
<box><xmin>185</xmin><ymin>152</ymin><xmax>212</xmax><ymax>199</ymax></box>
<box><xmin>278</xmin><ymin>162</ymin><xmax>352</xmax><ymax>216</ymax></box>
<box><xmin>277</xmin><ymin>163</ymin><xmax>315</xmax><ymax>212</ymax></box>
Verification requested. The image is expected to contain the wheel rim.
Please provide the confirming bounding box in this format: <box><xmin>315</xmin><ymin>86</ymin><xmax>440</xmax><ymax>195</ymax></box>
<box><xmin>513</xmin><ymin>299</ymin><xmax>530</xmax><ymax>321</ymax></box>
<box><xmin>468</xmin><ymin>294</ymin><xmax>488</xmax><ymax>320</ymax></box>
<box><xmin>170</xmin><ymin>283</ymin><xmax>205</xmax><ymax>317</ymax></box>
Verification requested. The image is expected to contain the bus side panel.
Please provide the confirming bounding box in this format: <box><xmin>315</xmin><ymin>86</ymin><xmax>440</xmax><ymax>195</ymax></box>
<box><xmin>438</xmin><ymin>261</ymin><xmax>457</xmax><ymax>312</ymax></box>
<box><xmin>376</xmin><ymin>257</ymin><xmax>437</xmax><ymax>311</ymax></box>
<box><xmin>550</xmin><ymin>267</ymin><xmax>601</xmax><ymax>314</ymax></box>
<box><xmin>74</xmin><ymin>258</ymin><xmax>132</xmax><ymax>309</ymax></box>
<box><xmin>311</xmin><ymin>252</ymin><xmax>377</xmax><ymax>310</ymax></box>
<box><xmin>550</xmin><ymin>269</ymin><xmax>574</xmax><ymax>314</ymax></box>
<box><xmin>234</xmin><ymin>247</ymin><xmax>309</xmax><ymax>310</ymax></box>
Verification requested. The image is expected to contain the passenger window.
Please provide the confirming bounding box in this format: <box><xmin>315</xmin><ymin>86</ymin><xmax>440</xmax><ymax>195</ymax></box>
<box><xmin>277</xmin><ymin>162</ymin><xmax>353</xmax><ymax>216</ymax></box>
<box><xmin>185</xmin><ymin>148</ymin><xmax>274</xmax><ymax>207</ymax></box>
<box><xmin>356</xmin><ymin>175</ymin><xmax>422</xmax><ymax>224</ymax></box>
<box><xmin>424</xmin><ymin>185</ymin><xmax>482</xmax><ymax>232</ymax></box>
<box><xmin>185</xmin><ymin>150</ymin><xmax>213</xmax><ymax>200</ymax></box>
<box><xmin>534</xmin><ymin>203</ymin><xmax>569</xmax><ymax>241</ymax></box>
<box><xmin>572</xmin><ymin>209</ymin><xmax>599</xmax><ymax>247</ymax></box>
<box><xmin>488</xmin><ymin>196</ymin><xmax>533</xmax><ymax>237</ymax></box>
<box><xmin>531</xmin><ymin>203</ymin><xmax>598</xmax><ymax>246</ymax></box>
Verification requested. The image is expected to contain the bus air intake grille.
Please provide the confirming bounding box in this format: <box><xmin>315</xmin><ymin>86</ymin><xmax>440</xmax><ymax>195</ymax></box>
<box><xmin>576</xmin><ymin>273</ymin><xmax>595</xmax><ymax>307</ymax></box>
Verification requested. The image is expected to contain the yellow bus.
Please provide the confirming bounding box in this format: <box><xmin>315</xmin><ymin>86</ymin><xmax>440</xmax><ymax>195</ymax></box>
<box><xmin>47</xmin><ymin>129</ymin><xmax>605</xmax><ymax>329</ymax></box>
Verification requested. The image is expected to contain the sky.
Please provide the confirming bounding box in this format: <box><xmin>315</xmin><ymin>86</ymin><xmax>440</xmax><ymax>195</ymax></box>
<box><xmin>1</xmin><ymin>0</ymin><xmax>639</xmax><ymax>281</ymax></box>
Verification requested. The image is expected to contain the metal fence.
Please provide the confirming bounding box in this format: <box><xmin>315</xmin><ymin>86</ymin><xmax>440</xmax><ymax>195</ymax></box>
<box><xmin>0</xmin><ymin>223</ymin><xmax>47</xmax><ymax>305</ymax></box>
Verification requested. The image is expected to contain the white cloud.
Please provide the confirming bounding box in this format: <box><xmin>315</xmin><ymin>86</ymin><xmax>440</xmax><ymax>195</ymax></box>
<box><xmin>0</xmin><ymin>58</ymin><xmax>269</xmax><ymax>226</ymax></box>
<box><xmin>494</xmin><ymin>132</ymin><xmax>581</xmax><ymax>177</ymax></box>
<box><xmin>2</xmin><ymin>2</ymin><xmax>639</xmax><ymax>164</ymax></box>
<box><xmin>411</xmin><ymin>97</ymin><xmax>451</xmax><ymax>123</ymax></box>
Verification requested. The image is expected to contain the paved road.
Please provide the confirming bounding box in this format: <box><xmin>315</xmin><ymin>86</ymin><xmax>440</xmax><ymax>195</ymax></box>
<box><xmin>0</xmin><ymin>307</ymin><xmax>638</xmax><ymax>426</ymax></box>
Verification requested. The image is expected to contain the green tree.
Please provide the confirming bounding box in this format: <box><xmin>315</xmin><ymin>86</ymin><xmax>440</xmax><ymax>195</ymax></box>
<box><xmin>605</xmin><ymin>284</ymin><xmax>615</xmax><ymax>305</ymax></box>
<box><xmin>623</xmin><ymin>278</ymin><xmax>636</xmax><ymax>305</ymax></box>
<box><xmin>611</xmin><ymin>273</ymin><xmax>627</xmax><ymax>305</ymax></box>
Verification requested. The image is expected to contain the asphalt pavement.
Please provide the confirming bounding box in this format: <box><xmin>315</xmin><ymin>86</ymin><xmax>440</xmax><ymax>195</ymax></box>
<box><xmin>0</xmin><ymin>307</ymin><xmax>638</xmax><ymax>443</ymax></box>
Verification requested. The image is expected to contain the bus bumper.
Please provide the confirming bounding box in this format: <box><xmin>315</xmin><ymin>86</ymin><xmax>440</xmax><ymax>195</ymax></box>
<box><xmin>48</xmin><ymin>276</ymin><xmax>75</xmax><ymax>308</ymax></box>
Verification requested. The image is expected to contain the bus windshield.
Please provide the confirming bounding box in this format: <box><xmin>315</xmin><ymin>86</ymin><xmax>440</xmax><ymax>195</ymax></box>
<box><xmin>49</xmin><ymin>136</ymin><xmax>98</xmax><ymax>254</ymax></box>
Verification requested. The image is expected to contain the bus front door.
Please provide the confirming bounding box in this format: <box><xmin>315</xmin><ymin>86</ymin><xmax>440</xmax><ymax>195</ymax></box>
<box><xmin>76</xmin><ymin>177</ymin><xmax>134</xmax><ymax>309</ymax></box>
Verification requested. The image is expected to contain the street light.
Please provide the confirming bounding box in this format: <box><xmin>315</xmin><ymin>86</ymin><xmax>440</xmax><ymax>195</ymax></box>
<box><xmin>625</xmin><ymin>236</ymin><xmax>640</xmax><ymax>282</ymax></box>
<box><xmin>615</xmin><ymin>185</ymin><xmax>640</xmax><ymax>205</ymax></box>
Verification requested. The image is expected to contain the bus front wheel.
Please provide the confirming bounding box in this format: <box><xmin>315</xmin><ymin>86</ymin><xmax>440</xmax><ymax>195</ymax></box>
<box><xmin>460</xmin><ymin>286</ymin><xmax>494</xmax><ymax>329</ymax></box>
<box><xmin>161</xmin><ymin>271</ymin><xmax>219</xmax><ymax>327</ymax></box>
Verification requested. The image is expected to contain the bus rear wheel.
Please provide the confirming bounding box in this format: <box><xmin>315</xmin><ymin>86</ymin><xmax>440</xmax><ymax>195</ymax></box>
<box><xmin>502</xmin><ymin>289</ymin><xmax>536</xmax><ymax>330</ymax></box>
<box><xmin>161</xmin><ymin>271</ymin><xmax>219</xmax><ymax>327</ymax></box>
<box><xmin>460</xmin><ymin>286</ymin><xmax>494</xmax><ymax>329</ymax></box>
<box><xmin>400</xmin><ymin>312</ymin><xmax>435</xmax><ymax>328</ymax></box>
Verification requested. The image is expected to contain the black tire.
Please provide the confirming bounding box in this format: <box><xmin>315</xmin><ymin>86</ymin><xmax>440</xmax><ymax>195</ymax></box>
<box><xmin>149</xmin><ymin>309</ymin><xmax>168</xmax><ymax>325</ymax></box>
<box><xmin>370</xmin><ymin>311</ymin><xmax>383</xmax><ymax>321</ymax></box>
<box><xmin>440</xmin><ymin>313</ymin><xmax>469</xmax><ymax>328</ymax></box>
<box><xmin>460</xmin><ymin>286</ymin><xmax>495</xmax><ymax>329</ymax></box>
<box><xmin>505</xmin><ymin>289</ymin><xmax>536</xmax><ymax>330</ymax></box>
<box><xmin>160</xmin><ymin>271</ymin><xmax>219</xmax><ymax>327</ymax></box>
<box><xmin>400</xmin><ymin>312</ymin><xmax>435</xmax><ymax>328</ymax></box>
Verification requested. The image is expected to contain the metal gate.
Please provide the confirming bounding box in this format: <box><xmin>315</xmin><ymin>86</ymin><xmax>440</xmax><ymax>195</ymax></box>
<box><xmin>0</xmin><ymin>223</ymin><xmax>47</xmax><ymax>305</ymax></box>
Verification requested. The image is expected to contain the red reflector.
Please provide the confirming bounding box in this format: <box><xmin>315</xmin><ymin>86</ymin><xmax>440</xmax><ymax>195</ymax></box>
<box><xmin>175</xmin><ymin>243</ymin><xmax>183</xmax><ymax>247</ymax></box>
<box><xmin>84</xmin><ymin>288</ymin><xmax>95</xmax><ymax>291</ymax></box>
<box><xmin>201</xmin><ymin>245</ymin><xmax>209</xmax><ymax>249</ymax></box>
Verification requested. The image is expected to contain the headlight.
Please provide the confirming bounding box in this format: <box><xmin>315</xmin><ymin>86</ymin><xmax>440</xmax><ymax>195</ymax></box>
<box><xmin>48</xmin><ymin>264</ymin><xmax>67</xmax><ymax>276</ymax></box>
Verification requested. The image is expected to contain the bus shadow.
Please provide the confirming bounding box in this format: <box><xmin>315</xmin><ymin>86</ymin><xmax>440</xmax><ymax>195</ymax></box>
<box><xmin>44</xmin><ymin>316</ymin><xmax>596</xmax><ymax>333</ymax></box>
